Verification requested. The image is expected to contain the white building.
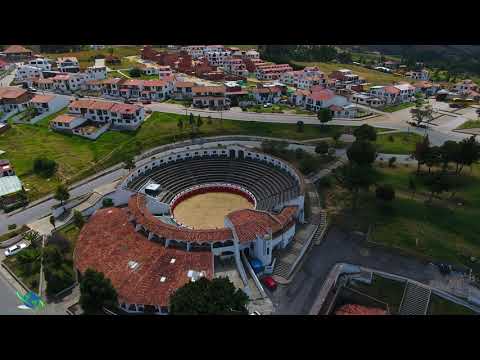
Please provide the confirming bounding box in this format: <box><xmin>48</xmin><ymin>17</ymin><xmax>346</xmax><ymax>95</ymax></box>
<box><xmin>15</xmin><ymin>65</ymin><xmax>43</xmax><ymax>82</ymax></box>
<box><xmin>85</xmin><ymin>65</ymin><xmax>107</xmax><ymax>81</ymax></box>
<box><xmin>51</xmin><ymin>73</ymin><xmax>88</xmax><ymax>93</ymax></box>
<box><xmin>406</xmin><ymin>69</ymin><xmax>429</xmax><ymax>81</ymax></box>
<box><xmin>30</xmin><ymin>94</ymin><xmax>69</xmax><ymax>115</ymax></box>
<box><xmin>26</xmin><ymin>58</ymin><xmax>52</xmax><ymax>71</ymax></box>
<box><xmin>369</xmin><ymin>83</ymin><xmax>416</xmax><ymax>104</ymax></box>
<box><xmin>57</xmin><ymin>57</ymin><xmax>80</xmax><ymax>73</ymax></box>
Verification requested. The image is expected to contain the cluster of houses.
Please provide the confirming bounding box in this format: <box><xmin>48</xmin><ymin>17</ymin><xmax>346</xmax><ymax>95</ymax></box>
<box><xmin>0</xmin><ymin>158</ymin><xmax>24</xmax><ymax>211</ymax></box>
<box><xmin>50</xmin><ymin>99</ymin><xmax>146</xmax><ymax>139</ymax></box>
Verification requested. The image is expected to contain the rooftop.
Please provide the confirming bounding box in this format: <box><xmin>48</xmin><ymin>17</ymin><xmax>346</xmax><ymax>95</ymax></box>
<box><xmin>31</xmin><ymin>94</ymin><xmax>55</xmax><ymax>103</ymax></box>
<box><xmin>0</xmin><ymin>176</ymin><xmax>22</xmax><ymax>198</ymax></box>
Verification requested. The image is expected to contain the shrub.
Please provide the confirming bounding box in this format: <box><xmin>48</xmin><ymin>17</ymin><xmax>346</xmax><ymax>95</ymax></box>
<box><xmin>315</xmin><ymin>141</ymin><xmax>329</xmax><ymax>155</ymax></box>
<box><xmin>388</xmin><ymin>156</ymin><xmax>397</xmax><ymax>167</ymax></box>
<box><xmin>8</xmin><ymin>224</ymin><xmax>17</xmax><ymax>231</ymax></box>
<box><xmin>128</xmin><ymin>68</ymin><xmax>142</xmax><ymax>78</ymax></box>
<box><xmin>388</xmin><ymin>135</ymin><xmax>395</xmax><ymax>142</ymax></box>
<box><xmin>73</xmin><ymin>210</ymin><xmax>85</xmax><ymax>229</ymax></box>
<box><xmin>295</xmin><ymin>148</ymin><xmax>305</xmax><ymax>160</ymax></box>
<box><xmin>376</xmin><ymin>184</ymin><xmax>395</xmax><ymax>203</ymax></box>
<box><xmin>102</xmin><ymin>198</ymin><xmax>114</xmax><ymax>208</ymax></box>
<box><xmin>328</xmin><ymin>148</ymin><xmax>336</xmax><ymax>156</ymax></box>
<box><xmin>33</xmin><ymin>157</ymin><xmax>57</xmax><ymax>178</ymax></box>
<box><xmin>299</xmin><ymin>156</ymin><xmax>318</xmax><ymax>174</ymax></box>
<box><xmin>318</xmin><ymin>176</ymin><xmax>332</xmax><ymax>188</ymax></box>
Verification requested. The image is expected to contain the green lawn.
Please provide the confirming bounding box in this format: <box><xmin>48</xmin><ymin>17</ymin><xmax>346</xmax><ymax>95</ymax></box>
<box><xmin>0</xmin><ymin>111</ymin><xmax>356</xmax><ymax>201</ymax></box>
<box><xmin>246</xmin><ymin>104</ymin><xmax>289</xmax><ymax>113</ymax></box>
<box><xmin>427</xmin><ymin>294</ymin><xmax>477</xmax><ymax>315</ymax></box>
<box><xmin>3</xmin><ymin>249</ymin><xmax>41</xmax><ymax>292</ymax></box>
<box><xmin>58</xmin><ymin>223</ymin><xmax>81</xmax><ymax>249</ymax></box>
<box><xmin>293</xmin><ymin>61</ymin><xmax>405</xmax><ymax>86</ymax></box>
<box><xmin>107</xmin><ymin>70</ymin><xmax>129</xmax><ymax>79</ymax></box>
<box><xmin>381</xmin><ymin>102</ymin><xmax>415</xmax><ymax>113</ymax></box>
<box><xmin>456</xmin><ymin>119</ymin><xmax>480</xmax><ymax>130</ymax></box>
<box><xmin>348</xmin><ymin>274</ymin><xmax>406</xmax><ymax>314</ymax></box>
<box><xmin>375</xmin><ymin>132</ymin><xmax>423</xmax><ymax>155</ymax></box>
<box><xmin>0</xmin><ymin>225</ymin><xmax>29</xmax><ymax>242</ymax></box>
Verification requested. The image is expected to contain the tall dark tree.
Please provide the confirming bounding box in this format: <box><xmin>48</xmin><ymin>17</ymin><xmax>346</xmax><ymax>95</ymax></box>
<box><xmin>424</xmin><ymin>146</ymin><xmax>442</xmax><ymax>173</ymax></box>
<box><xmin>169</xmin><ymin>277</ymin><xmax>248</xmax><ymax>315</ymax></box>
<box><xmin>334</xmin><ymin>164</ymin><xmax>375</xmax><ymax>211</ymax></box>
<box><xmin>353</xmin><ymin>124</ymin><xmax>377</xmax><ymax>142</ymax></box>
<box><xmin>296</xmin><ymin>120</ymin><xmax>304</xmax><ymax>133</ymax></box>
<box><xmin>315</xmin><ymin>141</ymin><xmax>329</xmax><ymax>155</ymax></box>
<box><xmin>123</xmin><ymin>155</ymin><xmax>135</xmax><ymax>171</ymax></box>
<box><xmin>317</xmin><ymin>108</ymin><xmax>332</xmax><ymax>125</ymax></box>
<box><xmin>425</xmin><ymin>174</ymin><xmax>450</xmax><ymax>202</ymax></box>
<box><xmin>347</xmin><ymin>140</ymin><xmax>377</xmax><ymax>166</ymax></box>
<box><xmin>413</xmin><ymin>135</ymin><xmax>430</xmax><ymax>173</ymax></box>
<box><xmin>457</xmin><ymin>136</ymin><xmax>480</xmax><ymax>174</ymax></box>
<box><xmin>54</xmin><ymin>184</ymin><xmax>70</xmax><ymax>205</ymax></box>
<box><xmin>440</xmin><ymin>140</ymin><xmax>461</xmax><ymax>172</ymax></box>
<box><xmin>376</xmin><ymin>184</ymin><xmax>395</xmax><ymax>204</ymax></box>
<box><xmin>80</xmin><ymin>269</ymin><xmax>118</xmax><ymax>315</ymax></box>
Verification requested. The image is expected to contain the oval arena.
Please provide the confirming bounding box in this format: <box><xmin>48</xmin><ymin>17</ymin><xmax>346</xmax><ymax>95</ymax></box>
<box><xmin>74</xmin><ymin>144</ymin><xmax>305</xmax><ymax>314</ymax></box>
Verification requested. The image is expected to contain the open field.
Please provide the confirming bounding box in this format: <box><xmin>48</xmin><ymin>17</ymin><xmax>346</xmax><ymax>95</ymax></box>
<box><xmin>320</xmin><ymin>163</ymin><xmax>480</xmax><ymax>274</ymax></box>
<box><xmin>427</xmin><ymin>294</ymin><xmax>476</xmax><ymax>315</ymax></box>
<box><xmin>375</xmin><ymin>132</ymin><xmax>423</xmax><ymax>155</ymax></box>
<box><xmin>381</xmin><ymin>102</ymin><xmax>415</xmax><ymax>113</ymax></box>
<box><xmin>41</xmin><ymin>46</ymin><xmax>142</xmax><ymax>70</ymax></box>
<box><xmin>0</xmin><ymin>111</ymin><xmax>358</xmax><ymax>201</ymax></box>
<box><xmin>293</xmin><ymin>61</ymin><xmax>406</xmax><ymax>87</ymax></box>
<box><xmin>456</xmin><ymin>119</ymin><xmax>480</xmax><ymax>130</ymax></box>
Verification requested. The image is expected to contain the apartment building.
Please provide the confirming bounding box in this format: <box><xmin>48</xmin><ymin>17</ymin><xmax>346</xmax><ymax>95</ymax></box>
<box><xmin>57</xmin><ymin>57</ymin><xmax>80</xmax><ymax>73</ymax></box>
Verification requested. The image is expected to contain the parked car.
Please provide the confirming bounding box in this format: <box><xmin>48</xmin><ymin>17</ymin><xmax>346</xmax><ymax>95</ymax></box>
<box><xmin>262</xmin><ymin>275</ymin><xmax>277</xmax><ymax>291</ymax></box>
<box><xmin>4</xmin><ymin>242</ymin><xmax>28</xmax><ymax>257</ymax></box>
<box><xmin>28</xmin><ymin>87</ymin><xmax>37</xmax><ymax>92</ymax></box>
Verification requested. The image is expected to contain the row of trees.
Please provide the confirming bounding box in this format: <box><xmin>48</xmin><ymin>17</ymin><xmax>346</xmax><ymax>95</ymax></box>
<box><xmin>258</xmin><ymin>45</ymin><xmax>353</xmax><ymax>65</ymax></box>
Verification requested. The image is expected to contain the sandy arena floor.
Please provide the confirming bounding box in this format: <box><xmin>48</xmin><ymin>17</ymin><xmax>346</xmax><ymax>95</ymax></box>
<box><xmin>173</xmin><ymin>192</ymin><xmax>253</xmax><ymax>229</ymax></box>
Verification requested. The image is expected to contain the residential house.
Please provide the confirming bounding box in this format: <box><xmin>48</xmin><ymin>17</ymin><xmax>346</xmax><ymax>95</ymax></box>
<box><xmin>0</xmin><ymin>87</ymin><xmax>34</xmax><ymax>114</ymax></box>
<box><xmin>0</xmin><ymin>160</ymin><xmax>15</xmax><ymax>177</ymax></box>
<box><xmin>413</xmin><ymin>81</ymin><xmax>440</xmax><ymax>96</ymax></box>
<box><xmin>290</xmin><ymin>87</ymin><xmax>356</xmax><ymax>118</ymax></box>
<box><xmin>15</xmin><ymin>65</ymin><xmax>43</xmax><ymax>82</ymax></box>
<box><xmin>119</xmin><ymin>79</ymin><xmax>144</xmax><ymax>98</ymax></box>
<box><xmin>351</xmin><ymin>92</ymin><xmax>385</xmax><ymax>108</ymax></box>
<box><xmin>51</xmin><ymin>73</ymin><xmax>88</xmax><ymax>92</ymax></box>
<box><xmin>329</xmin><ymin>69</ymin><xmax>363</xmax><ymax>85</ymax></box>
<box><xmin>158</xmin><ymin>66</ymin><xmax>173</xmax><ymax>78</ymax></box>
<box><xmin>223</xmin><ymin>58</ymin><xmax>249</xmax><ymax>77</ymax></box>
<box><xmin>100</xmin><ymin>78</ymin><xmax>125</xmax><ymax>97</ymax></box>
<box><xmin>256</xmin><ymin>64</ymin><xmax>293</xmax><ymax>80</ymax></box>
<box><xmin>244</xmin><ymin>58</ymin><xmax>267</xmax><ymax>73</ymax></box>
<box><xmin>141</xmin><ymin>79</ymin><xmax>174</xmax><ymax>101</ymax></box>
<box><xmin>85</xmin><ymin>80</ymin><xmax>103</xmax><ymax>92</ymax></box>
<box><xmin>30</xmin><ymin>94</ymin><xmax>68</xmax><ymax>115</ymax></box>
<box><xmin>26</xmin><ymin>58</ymin><xmax>51</xmax><ymax>71</ymax></box>
<box><xmin>173</xmin><ymin>81</ymin><xmax>195</xmax><ymax>99</ymax></box>
<box><xmin>30</xmin><ymin>77</ymin><xmax>54</xmax><ymax>91</ymax></box>
<box><xmin>406</xmin><ymin>69</ymin><xmax>429</xmax><ymax>81</ymax></box>
<box><xmin>57</xmin><ymin>57</ymin><xmax>80</xmax><ymax>73</ymax></box>
<box><xmin>0</xmin><ymin>58</ymin><xmax>9</xmax><ymax>70</ymax></box>
<box><xmin>369</xmin><ymin>83</ymin><xmax>416</xmax><ymax>104</ymax></box>
<box><xmin>251</xmin><ymin>86</ymin><xmax>283</xmax><ymax>104</ymax></box>
<box><xmin>85</xmin><ymin>65</ymin><xmax>107</xmax><ymax>81</ymax></box>
<box><xmin>181</xmin><ymin>45</ymin><xmax>206</xmax><ymax>59</ymax></box>
<box><xmin>280</xmin><ymin>67</ymin><xmax>326</xmax><ymax>89</ymax></box>
<box><xmin>381</xmin><ymin>61</ymin><xmax>400</xmax><ymax>70</ymax></box>
<box><xmin>453</xmin><ymin>79</ymin><xmax>479</xmax><ymax>99</ymax></box>
<box><xmin>50</xmin><ymin>114</ymin><xmax>87</xmax><ymax>132</ymax></box>
<box><xmin>192</xmin><ymin>86</ymin><xmax>227</xmax><ymax>109</ymax></box>
<box><xmin>1</xmin><ymin>45</ymin><xmax>33</xmax><ymax>62</ymax></box>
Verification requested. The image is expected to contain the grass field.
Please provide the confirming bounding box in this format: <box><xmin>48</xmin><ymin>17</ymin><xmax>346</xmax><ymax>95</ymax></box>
<box><xmin>427</xmin><ymin>294</ymin><xmax>477</xmax><ymax>315</ymax></box>
<box><xmin>0</xmin><ymin>111</ymin><xmax>356</xmax><ymax>201</ymax></box>
<box><xmin>320</xmin><ymin>163</ymin><xmax>480</xmax><ymax>274</ymax></box>
<box><xmin>456</xmin><ymin>119</ymin><xmax>480</xmax><ymax>130</ymax></box>
<box><xmin>293</xmin><ymin>61</ymin><xmax>405</xmax><ymax>86</ymax></box>
<box><xmin>348</xmin><ymin>274</ymin><xmax>406</xmax><ymax>314</ymax></box>
<box><xmin>107</xmin><ymin>70</ymin><xmax>129</xmax><ymax>79</ymax></box>
<box><xmin>381</xmin><ymin>102</ymin><xmax>415</xmax><ymax>113</ymax></box>
<box><xmin>4</xmin><ymin>251</ymin><xmax>41</xmax><ymax>292</ymax></box>
<box><xmin>375</xmin><ymin>132</ymin><xmax>423</xmax><ymax>155</ymax></box>
<box><xmin>41</xmin><ymin>46</ymin><xmax>142</xmax><ymax>70</ymax></box>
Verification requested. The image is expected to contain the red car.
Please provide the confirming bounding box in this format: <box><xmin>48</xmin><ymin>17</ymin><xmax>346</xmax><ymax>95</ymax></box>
<box><xmin>262</xmin><ymin>276</ymin><xmax>277</xmax><ymax>291</ymax></box>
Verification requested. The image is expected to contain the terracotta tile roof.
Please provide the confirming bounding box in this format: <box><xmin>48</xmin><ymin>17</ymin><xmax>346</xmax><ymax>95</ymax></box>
<box><xmin>122</xmin><ymin>79</ymin><xmax>144</xmax><ymax>87</ymax></box>
<box><xmin>51</xmin><ymin>74</ymin><xmax>71</xmax><ymax>81</ymax></box>
<box><xmin>101</xmin><ymin>78</ymin><xmax>125</xmax><ymax>85</ymax></box>
<box><xmin>0</xmin><ymin>58</ymin><xmax>8</xmax><ymax>66</ymax></box>
<box><xmin>110</xmin><ymin>103</ymin><xmax>141</xmax><ymax>114</ymax></box>
<box><xmin>69</xmin><ymin>99</ymin><xmax>115</xmax><ymax>111</ymax></box>
<box><xmin>143</xmin><ymin>80</ymin><xmax>167</xmax><ymax>87</ymax></box>
<box><xmin>308</xmin><ymin>88</ymin><xmax>335</xmax><ymax>101</ymax></box>
<box><xmin>31</xmin><ymin>94</ymin><xmax>55</xmax><ymax>103</ymax></box>
<box><xmin>192</xmin><ymin>86</ymin><xmax>226</xmax><ymax>94</ymax></box>
<box><xmin>174</xmin><ymin>81</ymin><xmax>195</xmax><ymax>88</ymax></box>
<box><xmin>0</xmin><ymin>87</ymin><xmax>28</xmax><ymax>99</ymax></box>
<box><xmin>227</xmin><ymin>206</ymin><xmax>297</xmax><ymax>243</ymax></box>
<box><xmin>129</xmin><ymin>195</ymin><xmax>233</xmax><ymax>243</ymax></box>
<box><xmin>52</xmin><ymin>114</ymin><xmax>80</xmax><ymax>124</ymax></box>
<box><xmin>86</xmin><ymin>79</ymin><xmax>103</xmax><ymax>85</ymax></box>
<box><xmin>34</xmin><ymin>78</ymin><xmax>54</xmax><ymax>84</ymax></box>
<box><xmin>383</xmin><ymin>86</ymin><xmax>401</xmax><ymax>94</ymax></box>
<box><xmin>3</xmin><ymin>45</ymin><xmax>31</xmax><ymax>54</ymax></box>
<box><xmin>328</xmin><ymin>104</ymin><xmax>344</xmax><ymax>112</ymax></box>
<box><xmin>74</xmin><ymin>207</ymin><xmax>213</xmax><ymax>307</ymax></box>
<box><xmin>335</xmin><ymin>304</ymin><xmax>387</xmax><ymax>315</ymax></box>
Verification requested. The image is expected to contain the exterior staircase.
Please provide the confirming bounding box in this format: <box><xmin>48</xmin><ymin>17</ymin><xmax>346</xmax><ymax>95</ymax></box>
<box><xmin>399</xmin><ymin>281</ymin><xmax>432</xmax><ymax>315</ymax></box>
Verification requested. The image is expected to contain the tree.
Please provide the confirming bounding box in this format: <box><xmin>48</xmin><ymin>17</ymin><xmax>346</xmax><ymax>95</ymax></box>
<box><xmin>123</xmin><ymin>155</ymin><xmax>135</xmax><ymax>171</ymax></box>
<box><xmin>128</xmin><ymin>68</ymin><xmax>142</xmax><ymax>78</ymax></box>
<box><xmin>102</xmin><ymin>198</ymin><xmax>114</xmax><ymax>208</ymax></box>
<box><xmin>80</xmin><ymin>269</ymin><xmax>118</xmax><ymax>315</ymax></box>
<box><xmin>425</xmin><ymin>174</ymin><xmax>450</xmax><ymax>202</ymax></box>
<box><xmin>73</xmin><ymin>210</ymin><xmax>85</xmax><ymax>229</ymax></box>
<box><xmin>424</xmin><ymin>146</ymin><xmax>442</xmax><ymax>173</ymax></box>
<box><xmin>315</xmin><ymin>141</ymin><xmax>329</xmax><ymax>155</ymax></box>
<box><xmin>49</xmin><ymin>216</ymin><xmax>56</xmax><ymax>229</ymax></box>
<box><xmin>317</xmin><ymin>108</ymin><xmax>332</xmax><ymax>125</ymax></box>
<box><xmin>388</xmin><ymin>156</ymin><xmax>397</xmax><ymax>168</ymax></box>
<box><xmin>169</xmin><ymin>277</ymin><xmax>248</xmax><ymax>315</ymax></box>
<box><xmin>54</xmin><ymin>184</ymin><xmax>70</xmax><ymax>205</ymax></box>
<box><xmin>189</xmin><ymin>112</ymin><xmax>194</xmax><ymax>126</ymax></box>
<box><xmin>207</xmin><ymin>115</ymin><xmax>212</xmax><ymax>125</ymax></box>
<box><xmin>347</xmin><ymin>140</ymin><xmax>377</xmax><ymax>166</ymax></box>
<box><xmin>376</xmin><ymin>184</ymin><xmax>395</xmax><ymax>204</ymax></box>
<box><xmin>408</xmin><ymin>177</ymin><xmax>417</xmax><ymax>199</ymax></box>
<box><xmin>410</xmin><ymin>103</ymin><xmax>433</xmax><ymax>126</ymax></box>
<box><xmin>353</xmin><ymin>124</ymin><xmax>377</xmax><ymax>142</ymax></box>
<box><xmin>33</xmin><ymin>157</ymin><xmax>57</xmax><ymax>178</ymax></box>
<box><xmin>296</xmin><ymin>120</ymin><xmax>304</xmax><ymax>133</ymax></box>
<box><xmin>177</xmin><ymin>119</ymin><xmax>184</xmax><ymax>133</ymax></box>
<box><xmin>334</xmin><ymin>164</ymin><xmax>375</xmax><ymax>211</ymax></box>
<box><xmin>457</xmin><ymin>135</ymin><xmax>480</xmax><ymax>174</ymax></box>
<box><xmin>413</xmin><ymin>135</ymin><xmax>430</xmax><ymax>173</ymax></box>
<box><xmin>440</xmin><ymin>140</ymin><xmax>461</xmax><ymax>172</ymax></box>
<box><xmin>196</xmin><ymin>115</ymin><xmax>203</xmax><ymax>129</ymax></box>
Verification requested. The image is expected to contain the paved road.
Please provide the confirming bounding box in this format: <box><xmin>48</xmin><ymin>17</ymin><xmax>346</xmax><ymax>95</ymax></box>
<box><xmin>271</xmin><ymin>226</ymin><xmax>441</xmax><ymax>315</ymax></box>
<box><xmin>0</xmin><ymin>272</ymin><xmax>27</xmax><ymax>315</ymax></box>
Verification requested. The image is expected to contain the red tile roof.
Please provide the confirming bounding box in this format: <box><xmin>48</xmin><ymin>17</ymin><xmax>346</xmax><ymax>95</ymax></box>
<box><xmin>328</xmin><ymin>104</ymin><xmax>344</xmax><ymax>112</ymax></box>
<box><xmin>175</xmin><ymin>81</ymin><xmax>195</xmax><ymax>88</ymax></box>
<box><xmin>0</xmin><ymin>87</ymin><xmax>28</xmax><ymax>99</ymax></box>
<box><xmin>69</xmin><ymin>99</ymin><xmax>115</xmax><ymax>111</ymax></box>
<box><xmin>192</xmin><ymin>86</ymin><xmax>226</xmax><ymax>94</ymax></box>
<box><xmin>308</xmin><ymin>88</ymin><xmax>335</xmax><ymax>101</ymax></box>
<box><xmin>227</xmin><ymin>206</ymin><xmax>297</xmax><ymax>243</ymax></box>
<box><xmin>143</xmin><ymin>80</ymin><xmax>167</xmax><ymax>87</ymax></box>
<box><xmin>101</xmin><ymin>78</ymin><xmax>126</xmax><ymax>85</ymax></box>
<box><xmin>110</xmin><ymin>103</ymin><xmax>141</xmax><ymax>114</ymax></box>
<box><xmin>122</xmin><ymin>79</ymin><xmax>144</xmax><ymax>87</ymax></box>
<box><xmin>129</xmin><ymin>195</ymin><xmax>233</xmax><ymax>243</ymax></box>
<box><xmin>74</xmin><ymin>207</ymin><xmax>213</xmax><ymax>307</ymax></box>
<box><xmin>51</xmin><ymin>74</ymin><xmax>70</xmax><ymax>81</ymax></box>
<box><xmin>52</xmin><ymin>114</ymin><xmax>80</xmax><ymax>124</ymax></box>
<box><xmin>3</xmin><ymin>45</ymin><xmax>32</xmax><ymax>54</ymax></box>
<box><xmin>31</xmin><ymin>94</ymin><xmax>55</xmax><ymax>103</ymax></box>
<box><xmin>383</xmin><ymin>86</ymin><xmax>401</xmax><ymax>94</ymax></box>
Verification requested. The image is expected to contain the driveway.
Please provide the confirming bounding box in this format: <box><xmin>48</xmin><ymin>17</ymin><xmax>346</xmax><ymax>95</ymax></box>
<box><xmin>271</xmin><ymin>226</ymin><xmax>441</xmax><ymax>315</ymax></box>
